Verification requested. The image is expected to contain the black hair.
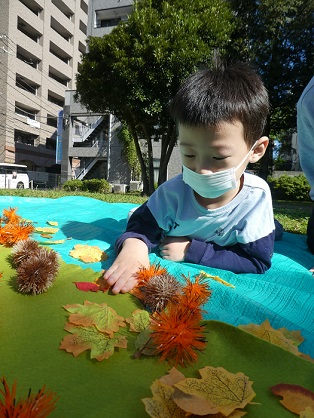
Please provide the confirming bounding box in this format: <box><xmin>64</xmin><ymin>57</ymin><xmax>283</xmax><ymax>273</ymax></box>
<box><xmin>169</xmin><ymin>62</ymin><xmax>269</xmax><ymax>146</ymax></box>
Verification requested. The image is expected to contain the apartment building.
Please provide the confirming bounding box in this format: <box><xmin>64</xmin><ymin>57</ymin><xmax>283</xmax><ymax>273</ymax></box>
<box><xmin>0</xmin><ymin>0</ymin><xmax>89</xmax><ymax>173</ymax></box>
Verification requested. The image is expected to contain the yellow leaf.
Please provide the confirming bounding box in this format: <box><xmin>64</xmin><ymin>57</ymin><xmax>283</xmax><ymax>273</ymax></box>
<box><xmin>35</xmin><ymin>226</ymin><xmax>59</xmax><ymax>234</ymax></box>
<box><xmin>47</xmin><ymin>221</ymin><xmax>58</xmax><ymax>226</ymax></box>
<box><xmin>173</xmin><ymin>366</ymin><xmax>256</xmax><ymax>416</ymax></box>
<box><xmin>239</xmin><ymin>320</ymin><xmax>301</xmax><ymax>356</ymax></box>
<box><xmin>277</xmin><ymin>327</ymin><xmax>305</xmax><ymax>347</ymax></box>
<box><xmin>200</xmin><ymin>271</ymin><xmax>235</xmax><ymax>288</ymax></box>
<box><xmin>142</xmin><ymin>380</ymin><xmax>186</xmax><ymax>418</ymax></box>
<box><xmin>69</xmin><ymin>244</ymin><xmax>108</xmax><ymax>263</ymax></box>
<box><xmin>41</xmin><ymin>238</ymin><xmax>72</xmax><ymax>245</ymax></box>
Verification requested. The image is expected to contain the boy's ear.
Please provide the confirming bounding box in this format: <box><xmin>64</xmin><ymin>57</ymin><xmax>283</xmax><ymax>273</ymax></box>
<box><xmin>249</xmin><ymin>136</ymin><xmax>269</xmax><ymax>163</ymax></box>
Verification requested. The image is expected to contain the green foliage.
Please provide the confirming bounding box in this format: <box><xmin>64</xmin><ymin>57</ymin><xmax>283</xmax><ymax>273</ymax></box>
<box><xmin>76</xmin><ymin>0</ymin><xmax>234</xmax><ymax>194</ymax></box>
<box><xmin>62</xmin><ymin>179</ymin><xmax>111</xmax><ymax>194</ymax></box>
<box><xmin>118</xmin><ymin>125</ymin><xmax>141</xmax><ymax>181</ymax></box>
<box><xmin>83</xmin><ymin>179</ymin><xmax>112</xmax><ymax>193</ymax></box>
<box><xmin>62</xmin><ymin>180</ymin><xmax>87</xmax><ymax>192</ymax></box>
<box><xmin>268</xmin><ymin>174</ymin><xmax>311</xmax><ymax>201</ymax></box>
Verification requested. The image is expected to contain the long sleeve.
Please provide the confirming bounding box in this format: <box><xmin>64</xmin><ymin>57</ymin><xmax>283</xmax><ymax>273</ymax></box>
<box><xmin>115</xmin><ymin>203</ymin><xmax>162</xmax><ymax>253</ymax></box>
<box><xmin>185</xmin><ymin>232</ymin><xmax>274</xmax><ymax>273</ymax></box>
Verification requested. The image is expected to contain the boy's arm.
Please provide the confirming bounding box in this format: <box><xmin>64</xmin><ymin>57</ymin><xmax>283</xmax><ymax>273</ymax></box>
<box><xmin>184</xmin><ymin>232</ymin><xmax>275</xmax><ymax>273</ymax></box>
<box><xmin>104</xmin><ymin>238</ymin><xmax>149</xmax><ymax>294</ymax></box>
<box><xmin>115</xmin><ymin>202</ymin><xmax>163</xmax><ymax>253</ymax></box>
<box><xmin>104</xmin><ymin>203</ymin><xmax>163</xmax><ymax>293</ymax></box>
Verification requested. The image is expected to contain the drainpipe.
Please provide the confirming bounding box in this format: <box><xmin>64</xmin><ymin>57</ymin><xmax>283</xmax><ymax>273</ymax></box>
<box><xmin>107</xmin><ymin>114</ymin><xmax>112</xmax><ymax>181</ymax></box>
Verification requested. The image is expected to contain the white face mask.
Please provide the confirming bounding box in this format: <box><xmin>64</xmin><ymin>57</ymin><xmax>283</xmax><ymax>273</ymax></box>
<box><xmin>182</xmin><ymin>143</ymin><xmax>256</xmax><ymax>199</ymax></box>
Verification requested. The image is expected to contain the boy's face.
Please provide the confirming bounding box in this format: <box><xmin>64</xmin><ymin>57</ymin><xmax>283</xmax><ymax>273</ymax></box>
<box><xmin>179</xmin><ymin>121</ymin><xmax>254</xmax><ymax>177</ymax></box>
<box><xmin>178</xmin><ymin>121</ymin><xmax>268</xmax><ymax>204</ymax></box>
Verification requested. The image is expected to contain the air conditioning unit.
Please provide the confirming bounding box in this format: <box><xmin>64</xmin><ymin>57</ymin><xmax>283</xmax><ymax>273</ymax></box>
<box><xmin>129</xmin><ymin>181</ymin><xmax>142</xmax><ymax>191</ymax></box>
<box><xmin>113</xmin><ymin>184</ymin><xmax>127</xmax><ymax>193</ymax></box>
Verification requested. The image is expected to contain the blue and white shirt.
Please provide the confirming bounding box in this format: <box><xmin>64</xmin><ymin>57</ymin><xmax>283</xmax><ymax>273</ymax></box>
<box><xmin>116</xmin><ymin>172</ymin><xmax>275</xmax><ymax>274</ymax></box>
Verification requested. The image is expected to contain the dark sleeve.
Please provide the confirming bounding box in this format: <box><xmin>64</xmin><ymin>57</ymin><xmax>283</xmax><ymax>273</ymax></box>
<box><xmin>185</xmin><ymin>231</ymin><xmax>275</xmax><ymax>274</ymax></box>
<box><xmin>115</xmin><ymin>202</ymin><xmax>164</xmax><ymax>253</ymax></box>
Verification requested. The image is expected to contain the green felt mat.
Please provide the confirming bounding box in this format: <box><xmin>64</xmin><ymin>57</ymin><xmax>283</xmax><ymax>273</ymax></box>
<box><xmin>1</xmin><ymin>246</ymin><xmax>314</xmax><ymax>418</ymax></box>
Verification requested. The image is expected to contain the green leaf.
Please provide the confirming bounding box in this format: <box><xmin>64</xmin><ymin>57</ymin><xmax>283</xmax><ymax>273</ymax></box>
<box><xmin>63</xmin><ymin>301</ymin><xmax>126</xmax><ymax>336</ymax></box>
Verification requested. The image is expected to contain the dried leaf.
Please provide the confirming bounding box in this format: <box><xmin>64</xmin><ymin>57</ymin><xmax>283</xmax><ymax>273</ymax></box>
<box><xmin>69</xmin><ymin>244</ymin><xmax>108</xmax><ymax>263</ymax></box>
<box><xmin>159</xmin><ymin>368</ymin><xmax>185</xmax><ymax>387</ymax></box>
<box><xmin>63</xmin><ymin>301</ymin><xmax>126</xmax><ymax>336</ymax></box>
<box><xmin>35</xmin><ymin>226</ymin><xmax>59</xmax><ymax>234</ymax></box>
<box><xmin>200</xmin><ymin>270</ymin><xmax>235</xmax><ymax>288</ymax></box>
<box><xmin>173</xmin><ymin>366</ymin><xmax>256</xmax><ymax>416</ymax></box>
<box><xmin>277</xmin><ymin>327</ymin><xmax>305</xmax><ymax>347</ymax></box>
<box><xmin>94</xmin><ymin>276</ymin><xmax>111</xmax><ymax>291</ymax></box>
<box><xmin>142</xmin><ymin>380</ymin><xmax>187</xmax><ymax>418</ymax></box>
<box><xmin>59</xmin><ymin>323</ymin><xmax>127</xmax><ymax>361</ymax></box>
<box><xmin>41</xmin><ymin>238</ymin><xmax>71</xmax><ymax>245</ymax></box>
<box><xmin>271</xmin><ymin>384</ymin><xmax>314</xmax><ymax>415</ymax></box>
<box><xmin>239</xmin><ymin>320</ymin><xmax>301</xmax><ymax>355</ymax></box>
<box><xmin>300</xmin><ymin>406</ymin><xmax>314</xmax><ymax>418</ymax></box>
<box><xmin>74</xmin><ymin>282</ymin><xmax>100</xmax><ymax>292</ymax></box>
<box><xmin>125</xmin><ymin>309</ymin><xmax>151</xmax><ymax>332</ymax></box>
<box><xmin>47</xmin><ymin>221</ymin><xmax>58</xmax><ymax>226</ymax></box>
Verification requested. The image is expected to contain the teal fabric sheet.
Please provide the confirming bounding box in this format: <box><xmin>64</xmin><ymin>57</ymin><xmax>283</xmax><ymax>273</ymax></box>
<box><xmin>1</xmin><ymin>195</ymin><xmax>314</xmax><ymax>358</ymax></box>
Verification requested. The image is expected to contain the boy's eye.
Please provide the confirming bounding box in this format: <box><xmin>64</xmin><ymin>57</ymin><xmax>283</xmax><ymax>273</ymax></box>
<box><xmin>183</xmin><ymin>154</ymin><xmax>195</xmax><ymax>158</ymax></box>
<box><xmin>213</xmin><ymin>156</ymin><xmax>227</xmax><ymax>160</ymax></box>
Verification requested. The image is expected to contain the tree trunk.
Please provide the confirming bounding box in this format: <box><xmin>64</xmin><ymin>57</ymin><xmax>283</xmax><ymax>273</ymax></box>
<box><xmin>158</xmin><ymin>123</ymin><xmax>177</xmax><ymax>185</ymax></box>
<box><xmin>129</xmin><ymin>123</ymin><xmax>150</xmax><ymax>195</ymax></box>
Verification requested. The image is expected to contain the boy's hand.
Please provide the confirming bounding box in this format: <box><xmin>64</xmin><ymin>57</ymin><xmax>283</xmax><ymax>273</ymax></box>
<box><xmin>103</xmin><ymin>238</ymin><xmax>149</xmax><ymax>294</ymax></box>
<box><xmin>159</xmin><ymin>236</ymin><xmax>191</xmax><ymax>262</ymax></box>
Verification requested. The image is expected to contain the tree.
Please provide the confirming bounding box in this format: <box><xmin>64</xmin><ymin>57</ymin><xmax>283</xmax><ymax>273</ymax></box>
<box><xmin>227</xmin><ymin>0</ymin><xmax>314</xmax><ymax>178</ymax></box>
<box><xmin>76</xmin><ymin>0</ymin><xmax>234</xmax><ymax>195</ymax></box>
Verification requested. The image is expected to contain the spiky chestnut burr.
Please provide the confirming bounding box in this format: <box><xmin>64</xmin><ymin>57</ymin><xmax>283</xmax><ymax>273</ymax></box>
<box><xmin>17</xmin><ymin>247</ymin><xmax>59</xmax><ymax>295</ymax></box>
<box><xmin>140</xmin><ymin>273</ymin><xmax>183</xmax><ymax>312</ymax></box>
<box><xmin>11</xmin><ymin>239</ymin><xmax>40</xmax><ymax>267</ymax></box>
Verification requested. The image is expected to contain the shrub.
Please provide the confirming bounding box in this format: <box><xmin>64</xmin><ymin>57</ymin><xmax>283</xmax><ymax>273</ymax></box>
<box><xmin>62</xmin><ymin>179</ymin><xmax>87</xmax><ymax>192</ymax></box>
<box><xmin>83</xmin><ymin>179</ymin><xmax>111</xmax><ymax>193</ymax></box>
<box><xmin>268</xmin><ymin>174</ymin><xmax>311</xmax><ymax>201</ymax></box>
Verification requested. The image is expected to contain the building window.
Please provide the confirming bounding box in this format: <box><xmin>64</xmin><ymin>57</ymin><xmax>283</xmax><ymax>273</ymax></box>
<box><xmin>48</xmin><ymin>91</ymin><xmax>64</xmax><ymax>107</ymax></box>
<box><xmin>17</xmin><ymin>17</ymin><xmax>41</xmax><ymax>43</ymax></box>
<box><xmin>51</xmin><ymin>0</ymin><xmax>74</xmax><ymax>19</ymax></box>
<box><xmin>80</xmin><ymin>0</ymin><xmax>88</xmax><ymax>14</ymax></box>
<box><xmin>79</xmin><ymin>20</ymin><xmax>87</xmax><ymax>35</ymax></box>
<box><xmin>15</xmin><ymin>103</ymin><xmax>38</xmax><ymax>120</ymax></box>
<box><xmin>14</xmin><ymin>130</ymin><xmax>36</xmax><ymax>146</ymax></box>
<box><xmin>49</xmin><ymin>41</ymin><xmax>71</xmax><ymax>64</ymax></box>
<box><xmin>16</xmin><ymin>74</ymin><xmax>39</xmax><ymax>95</ymax></box>
<box><xmin>46</xmin><ymin>138</ymin><xmax>56</xmax><ymax>150</ymax></box>
<box><xmin>50</xmin><ymin>16</ymin><xmax>72</xmax><ymax>41</ymax></box>
<box><xmin>48</xmin><ymin>67</ymin><xmax>69</xmax><ymax>87</ymax></box>
<box><xmin>47</xmin><ymin>115</ymin><xmax>58</xmax><ymax>128</ymax></box>
<box><xmin>16</xmin><ymin>46</ymin><xmax>40</xmax><ymax>68</ymax></box>
<box><xmin>19</xmin><ymin>0</ymin><xmax>43</xmax><ymax>16</ymax></box>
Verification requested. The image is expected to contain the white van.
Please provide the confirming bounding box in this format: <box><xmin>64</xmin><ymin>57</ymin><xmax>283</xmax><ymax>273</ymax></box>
<box><xmin>0</xmin><ymin>163</ymin><xmax>30</xmax><ymax>189</ymax></box>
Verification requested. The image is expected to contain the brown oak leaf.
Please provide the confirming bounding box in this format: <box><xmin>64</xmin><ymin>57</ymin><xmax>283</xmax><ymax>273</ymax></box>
<box><xmin>271</xmin><ymin>384</ymin><xmax>314</xmax><ymax>415</ymax></box>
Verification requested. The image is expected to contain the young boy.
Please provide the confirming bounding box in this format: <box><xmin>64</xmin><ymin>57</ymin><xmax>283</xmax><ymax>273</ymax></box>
<box><xmin>104</xmin><ymin>62</ymin><xmax>275</xmax><ymax>294</ymax></box>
